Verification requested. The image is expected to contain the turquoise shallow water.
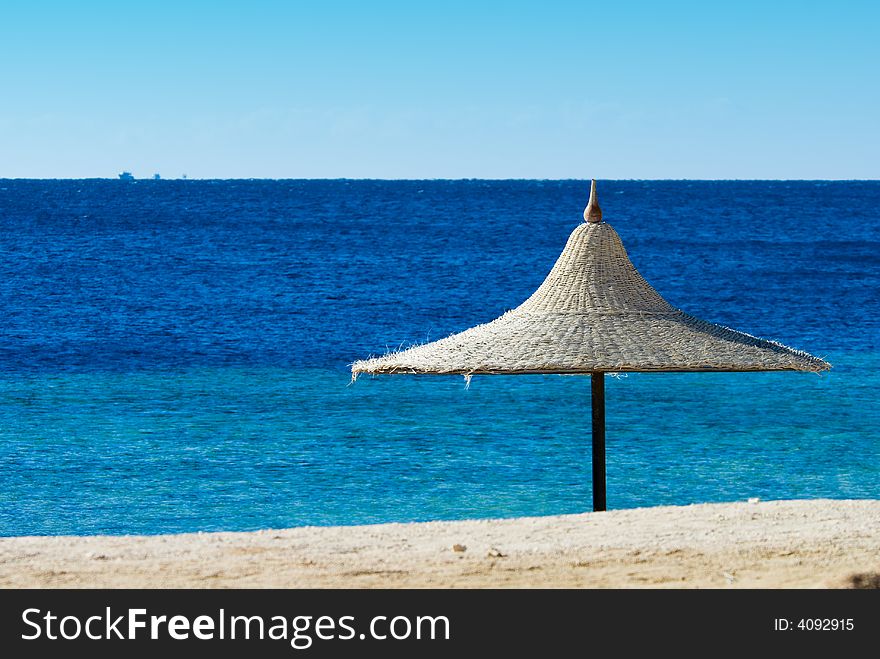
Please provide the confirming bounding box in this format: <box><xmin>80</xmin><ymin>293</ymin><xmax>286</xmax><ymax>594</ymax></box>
<box><xmin>1</xmin><ymin>180</ymin><xmax>877</xmax><ymax>535</ymax></box>
<box><xmin>1</xmin><ymin>351</ymin><xmax>876</xmax><ymax>535</ymax></box>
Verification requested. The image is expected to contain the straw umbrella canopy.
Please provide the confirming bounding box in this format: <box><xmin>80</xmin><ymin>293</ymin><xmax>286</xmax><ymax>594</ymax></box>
<box><xmin>352</xmin><ymin>181</ymin><xmax>830</xmax><ymax>510</ymax></box>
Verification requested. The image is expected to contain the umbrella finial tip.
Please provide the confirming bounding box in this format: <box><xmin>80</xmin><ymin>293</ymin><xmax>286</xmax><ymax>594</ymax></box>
<box><xmin>584</xmin><ymin>178</ymin><xmax>603</xmax><ymax>223</ymax></box>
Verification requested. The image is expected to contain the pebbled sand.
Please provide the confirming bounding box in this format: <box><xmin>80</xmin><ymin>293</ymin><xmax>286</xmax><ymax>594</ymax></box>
<box><xmin>1</xmin><ymin>500</ymin><xmax>878</xmax><ymax>589</ymax></box>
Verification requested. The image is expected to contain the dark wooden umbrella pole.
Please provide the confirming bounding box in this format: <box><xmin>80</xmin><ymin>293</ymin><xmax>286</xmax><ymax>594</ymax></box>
<box><xmin>591</xmin><ymin>371</ymin><xmax>606</xmax><ymax>511</ymax></box>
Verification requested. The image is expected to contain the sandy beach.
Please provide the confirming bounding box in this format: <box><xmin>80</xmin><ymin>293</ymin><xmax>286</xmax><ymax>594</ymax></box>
<box><xmin>1</xmin><ymin>499</ymin><xmax>877</xmax><ymax>589</ymax></box>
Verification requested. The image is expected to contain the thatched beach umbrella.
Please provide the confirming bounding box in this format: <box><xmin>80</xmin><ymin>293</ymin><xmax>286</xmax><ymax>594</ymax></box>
<box><xmin>352</xmin><ymin>181</ymin><xmax>829</xmax><ymax>511</ymax></box>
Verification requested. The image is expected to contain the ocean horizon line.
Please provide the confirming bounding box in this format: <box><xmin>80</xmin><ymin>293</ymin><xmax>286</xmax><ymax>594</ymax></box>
<box><xmin>1</xmin><ymin>177</ymin><xmax>879</xmax><ymax>183</ymax></box>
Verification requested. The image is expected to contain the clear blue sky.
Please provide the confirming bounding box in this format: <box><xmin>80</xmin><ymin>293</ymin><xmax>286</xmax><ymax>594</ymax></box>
<box><xmin>1</xmin><ymin>1</ymin><xmax>877</xmax><ymax>179</ymax></box>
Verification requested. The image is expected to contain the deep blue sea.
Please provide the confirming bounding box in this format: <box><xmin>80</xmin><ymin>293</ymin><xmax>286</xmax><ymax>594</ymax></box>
<box><xmin>0</xmin><ymin>180</ymin><xmax>878</xmax><ymax>536</ymax></box>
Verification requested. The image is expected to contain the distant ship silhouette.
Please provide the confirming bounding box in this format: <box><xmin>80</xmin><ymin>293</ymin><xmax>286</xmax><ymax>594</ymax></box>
<box><xmin>118</xmin><ymin>171</ymin><xmax>134</xmax><ymax>181</ymax></box>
